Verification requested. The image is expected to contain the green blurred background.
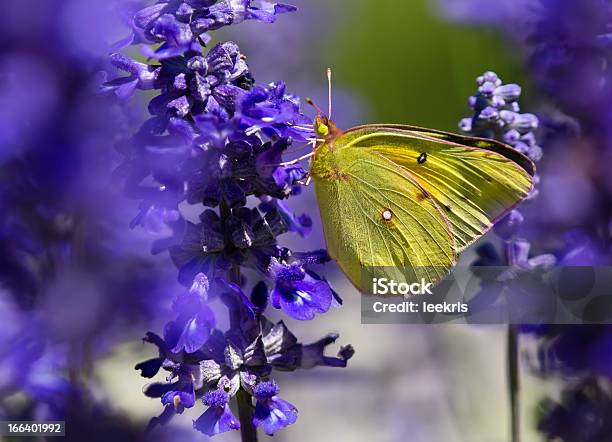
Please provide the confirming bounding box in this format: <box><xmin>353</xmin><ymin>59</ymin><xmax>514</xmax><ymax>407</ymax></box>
<box><xmin>331</xmin><ymin>0</ymin><xmax>528</xmax><ymax>129</ymax></box>
<box><xmin>228</xmin><ymin>0</ymin><xmax>531</xmax><ymax>129</ymax></box>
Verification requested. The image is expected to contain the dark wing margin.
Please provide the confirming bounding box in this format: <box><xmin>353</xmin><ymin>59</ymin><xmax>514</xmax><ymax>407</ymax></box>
<box><xmin>345</xmin><ymin>124</ymin><xmax>536</xmax><ymax>177</ymax></box>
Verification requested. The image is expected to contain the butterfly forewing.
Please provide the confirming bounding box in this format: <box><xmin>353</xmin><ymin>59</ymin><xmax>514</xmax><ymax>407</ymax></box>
<box><xmin>340</xmin><ymin>125</ymin><xmax>535</xmax><ymax>252</ymax></box>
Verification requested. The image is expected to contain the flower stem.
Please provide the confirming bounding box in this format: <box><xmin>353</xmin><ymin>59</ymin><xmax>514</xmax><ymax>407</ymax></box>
<box><xmin>222</xmin><ymin>198</ymin><xmax>258</xmax><ymax>442</ymax></box>
<box><xmin>507</xmin><ymin>324</ymin><xmax>520</xmax><ymax>442</ymax></box>
<box><xmin>237</xmin><ymin>388</ymin><xmax>258</xmax><ymax>442</ymax></box>
<box><xmin>504</xmin><ymin>240</ymin><xmax>520</xmax><ymax>442</ymax></box>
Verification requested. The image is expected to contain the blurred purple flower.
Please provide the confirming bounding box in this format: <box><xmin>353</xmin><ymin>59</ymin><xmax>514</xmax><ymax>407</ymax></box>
<box><xmin>461</xmin><ymin>70</ymin><xmax>555</xmax><ymax>280</ymax></box>
<box><xmin>167</xmin><ymin>274</ymin><xmax>216</xmax><ymax>353</ymax></box>
<box><xmin>538</xmin><ymin>380</ymin><xmax>612</xmax><ymax>442</ymax></box>
<box><xmin>0</xmin><ymin>2</ymin><xmax>193</xmax><ymax>433</ymax></box>
<box><xmin>523</xmin><ymin>325</ymin><xmax>612</xmax><ymax>379</ymax></box>
<box><xmin>456</xmin><ymin>62</ymin><xmax>612</xmax><ymax>442</ymax></box>
<box><xmin>442</xmin><ymin>0</ymin><xmax>612</xmax><ymax>144</ymax></box>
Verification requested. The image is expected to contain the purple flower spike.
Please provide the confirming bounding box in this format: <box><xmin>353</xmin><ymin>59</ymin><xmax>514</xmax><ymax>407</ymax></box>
<box><xmin>460</xmin><ymin>71</ymin><xmax>541</xmax><ymax>162</ymax></box>
<box><xmin>194</xmin><ymin>389</ymin><xmax>240</xmax><ymax>436</ymax></box>
<box><xmin>126</xmin><ymin>0</ymin><xmax>297</xmax><ymax>60</ymax></box>
<box><xmin>252</xmin><ymin>381</ymin><xmax>298</xmax><ymax>435</ymax></box>
<box><xmin>269</xmin><ymin>259</ymin><xmax>333</xmax><ymax>320</ymax></box>
<box><xmin>115</xmin><ymin>0</ymin><xmax>354</xmax><ymax>435</ymax></box>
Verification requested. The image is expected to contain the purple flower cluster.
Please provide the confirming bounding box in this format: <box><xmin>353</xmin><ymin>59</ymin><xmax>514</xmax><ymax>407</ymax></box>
<box><xmin>0</xmin><ymin>0</ymin><xmax>195</xmax><ymax>437</ymax></box>
<box><xmin>459</xmin><ymin>71</ymin><xmax>541</xmax><ymax>162</ymax></box>
<box><xmin>105</xmin><ymin>0</ymin><xmax>353</xmax><ymax>437</ymax></box>
<box><xmin>523</xmin><ymin>325</ymin><xmax>612</xmax><ymax>379</ymax></box>
<box><xmin>458</xmin><ymin>65</ymin><xmax>612</xmax><ymax>440</ymax></box>
<box><xmin>118</xmin><ymin>0</ymin><xmax>297</xmax><ymax>60</ymax></box>
<box><xmin>442</xmin><ymin>0</ymin><xmax>612</xmax><ymax>148</ymax></box>
<box><xmin>137</xmin><ymin>275</ymin><xmax>352</xmax><ymax>435</ymax></box>
<box><xmin>525</xmin><ymin>0</ymin><xmax>612</xmax><ymax>142</ymax></box>
<box><xmin>538</xmin><ymin>379</ymin><xmax>612</xmax><ymax>442</ymax></box>
<box><xmin>460</xmin><ymin>71</ymin><xmax>551</xmax><ymax>250</ymax></box>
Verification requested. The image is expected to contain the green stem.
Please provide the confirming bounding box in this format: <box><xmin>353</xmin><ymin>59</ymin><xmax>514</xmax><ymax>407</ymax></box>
<box><xmin>507</xmin><ymin>324</ymin><xmax>520</xmax><ymax>442</ymax></box>
<box><xmin>505</xmin><ymin>240</ymin><xmax>520</xmax><ymax>442</ymax></box>
<box><xmin>237</xmin><ymin>388</ymin><xmax>258</xmax><ymax>442</ymax></box>
<box><xmin>221</xmin><ymin>199</ymin><xmax>258</xmax><ymax>442</ymax></box>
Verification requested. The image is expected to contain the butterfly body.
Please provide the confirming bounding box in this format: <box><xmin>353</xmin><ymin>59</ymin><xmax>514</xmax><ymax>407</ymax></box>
<box><xmin>309</xmin><ymin>120</ymin><xmax>535</xmax><ymax>294</ymax></box>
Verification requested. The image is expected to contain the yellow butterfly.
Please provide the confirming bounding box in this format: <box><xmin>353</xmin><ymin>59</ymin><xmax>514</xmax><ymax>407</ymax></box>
<box><xmin>296</xmin><ymin>70</ymin><xmax>535</xmax><ymax>293</ymax></box>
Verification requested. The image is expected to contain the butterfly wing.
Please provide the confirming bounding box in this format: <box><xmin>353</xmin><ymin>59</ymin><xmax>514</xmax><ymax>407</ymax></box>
<box><xmin>339</xmin><ymin>125</ymin><xmax>535</xmax><ymax>252</ymax></box>
<box><xmin>312</xmin><ymin>144</ymin><xmax>456</xmax><ymax>292</ymax></box>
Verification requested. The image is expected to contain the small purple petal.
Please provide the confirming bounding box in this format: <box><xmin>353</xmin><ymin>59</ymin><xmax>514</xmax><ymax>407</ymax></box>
<box><xmin>171</xmin><ymin>304</ymin><xmax>216</xmax><ymax>353</ymax></box>
<box><xmin>193</xmin><ymin>403</ymin><xmax>240</xmax><ymax>436</ymax></box>
<box><xmin>203</xmin><ymin>389</ymin><xmax>230</xmax><ymax>407</ymax></box>
<box><xmin>253</xmin><ymin>391</ymin><xmax>298</xmax><ymax>435</ymax></box>
<box><xmin>253</xmin><ymin>380</ymin><xmax>280</xmax><ymax>399</ymax></box>
<box><xmin>189</xmin><ymin>273</ymin><xmax>210</xmax><ymax>299</ymax></box>
<box><xmin>273</xmin><ymin>277</ymin><xmax>333</xmax><ymax>320</ymax></box>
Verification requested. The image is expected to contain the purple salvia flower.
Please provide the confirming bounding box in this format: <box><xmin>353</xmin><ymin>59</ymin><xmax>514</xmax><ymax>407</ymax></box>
<box><xmin>168</xmin><ymin>274</ymin><xmax>216</xmax><ymax>353</ymax></box>
<box><xmin>143</xmin><ymin>361</ymin><xmax>203</xmax><ymax>422</ymax></box>
<box><xmin>109</xmin><ymin>0</ymin><xmax>353</xmax><ymax>437</ymax></box>
<box><xmin>193</xmin><ymin>389</ymin><xmax>240</xmax><ymax>436</ymax></box>
<box><xmin>268</xmin><ymin>258</ymin><xmax>334</xmax><ymax>320</ymax></box>
<box><xmin>123</xmin><ymin>0</ymin><xmax>296</xmax><ymax>59</ymax></box>
<box><xmin>237</xmin><ymin>81</ymin><xmax>314</xmax><ymax>141</ymax></box>
<box><xmin>252</xmin><ymin>380</ymin><xmax>298</xmax><ymax>435</ymax></box>
<box><xmin>460</xmin><ymin>71</ymin><xmax>542</xmax><ymax>161</ymax></box>
<box><xmin>461</xmin><ymin>71</ymin><xmax>553</xmax><ymax>263</ymax></box>
<box><xmin>102</xmin><ymin>53</ymin><xmax>160</xmax><ymax>100</ymax></box>
<box><xmin>160</xmin><ymin>376</ymin><xmax>197</xmax><ymax>411</ymax></box>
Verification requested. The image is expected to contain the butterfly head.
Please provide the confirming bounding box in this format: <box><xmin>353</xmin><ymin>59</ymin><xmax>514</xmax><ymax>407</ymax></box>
<box><xmin>314</xmin><ymin>114</ymin><xmax>330</xmax><ymax>137</ymax></box>
<box><xmin>314</xmin><ymin>113</ymin><xmax>342</xmax><ymax>140</ymax></box>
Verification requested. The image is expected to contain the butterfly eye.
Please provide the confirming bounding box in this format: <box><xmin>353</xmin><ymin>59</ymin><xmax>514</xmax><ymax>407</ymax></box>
<box><xmin>381</xmin><ymin>209</ymin><xmax>393</xmax><ymax>222</ymax></box>
<box><xmin>316</xmin><ymin>121</ymin><xmax>329</xmax><ymax>137</ymax></box>
<box><xmin>417</xmin><ymin>152</ymin><xmax>427</xmax><ymax>164</ymax></box>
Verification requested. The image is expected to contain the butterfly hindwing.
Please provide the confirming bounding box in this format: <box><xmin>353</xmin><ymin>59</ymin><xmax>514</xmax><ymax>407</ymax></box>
<box><xmin>313</xmin><ymin>145</ymin><xmax>456</xmax><ymax>292</ymax></box>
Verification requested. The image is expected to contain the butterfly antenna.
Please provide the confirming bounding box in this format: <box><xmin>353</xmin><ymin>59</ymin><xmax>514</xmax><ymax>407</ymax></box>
<box><xmin>327</xmin><ymin>67</ymin><xmax>333</xmax><ymax>119</ymax></box>
<box><xmin>306</xmin><ymin>97</ymin><xmax>325</xmax><ymax>116</ymax></box>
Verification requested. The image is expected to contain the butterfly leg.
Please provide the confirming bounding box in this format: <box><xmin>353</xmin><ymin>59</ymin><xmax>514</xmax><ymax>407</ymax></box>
<box><xmin>278</xmin><ymin>151</ymin><xmax>315</xmax><ymax>166</ymax></box>
<box><xmin>297</xmin><ymin>172</ymin><xmax>311</xmax><ymax>186</ymax></box>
